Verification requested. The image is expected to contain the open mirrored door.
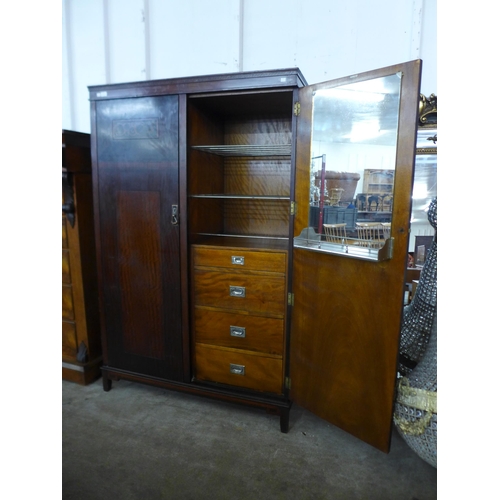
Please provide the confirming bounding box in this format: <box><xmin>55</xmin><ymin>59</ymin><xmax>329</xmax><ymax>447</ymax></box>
<box><xmin>290</xmin><ymin>60</ymin><xmax>421</xmax><ymax>452</ymax></box>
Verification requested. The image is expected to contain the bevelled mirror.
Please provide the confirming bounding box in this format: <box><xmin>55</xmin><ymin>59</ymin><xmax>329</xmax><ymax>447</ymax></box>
<box><xmin>294</xmin><ymin>72</ymin><xmax>403</xmax><ymax>260</ymax></box>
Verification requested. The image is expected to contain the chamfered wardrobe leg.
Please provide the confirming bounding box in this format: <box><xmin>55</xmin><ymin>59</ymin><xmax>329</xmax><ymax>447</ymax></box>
<box><xmin>280</xmin><ymin>408</ymin><xmax>290</xmax><ymax>433</ymax></box>
<box><xmin>102</xmin><ymin>371</ymin><xmax>112</xmax><ymax>392</ymax></box>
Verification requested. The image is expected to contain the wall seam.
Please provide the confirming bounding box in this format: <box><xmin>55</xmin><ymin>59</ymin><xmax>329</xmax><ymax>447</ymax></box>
<box><xmin>63</xmin><ymin>0</ymin><xmax>76</xmax><ymax>129</ymax></box>
<box><xmin>238</xmin><ymin>0</ymin><xmax>244</xmax><ymax>72</ymax></box>
<box><xmin>143</xmin><ymin>0</ymin><xmax>151</xmax><ymax>80</ymax></box>
<box><xmin>103</xmin><ymin>0</ymin><xmax>111</xmax><ymax>83</ymax></box>
<box><xmin>410</xmin><ymin>0</ymin><xmax>423</xmax><ymax>59</ymax></box>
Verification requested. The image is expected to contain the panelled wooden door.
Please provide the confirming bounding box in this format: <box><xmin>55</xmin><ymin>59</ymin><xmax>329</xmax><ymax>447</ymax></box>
<box><xmin>290</xmin><ymin>61</ymin><xmax>422</xmax><ymax>452</ymax></box>
<box><xmin>94</xmin><ymin>95</ymin><xmax>184</xmax><ymax>381</ymax></box>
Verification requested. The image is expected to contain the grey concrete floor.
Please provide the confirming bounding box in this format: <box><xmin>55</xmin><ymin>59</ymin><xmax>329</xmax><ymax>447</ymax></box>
<box><xmin>62</xmin><ymin>378</ymin><xmax>437</xmax><ymax>500</ymax></box>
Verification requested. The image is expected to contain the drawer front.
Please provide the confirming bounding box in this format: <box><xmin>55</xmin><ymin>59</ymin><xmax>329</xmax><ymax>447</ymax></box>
<box><xmin>193</xmin><ymin>270</ymin><xmax>285</xmax><ymax>315</ymax></box>
<box><xmin>193</xmin><ymin>246</ymin><xmax>286</xmax><ymax>273</ymax></box>
<box><xmin>194</xmin><ymin>307</ymin><xmax>283</xmax><ymax>355</ymax></box>
<box><xmin>62</xmin><ymin>284</ymin><xmax>75</xmax><ymax>320</ymax></box>
<box><xmin>195</xmin><ymin>344</ymin><xmax>283</xmax><ymax>394</ymax></box>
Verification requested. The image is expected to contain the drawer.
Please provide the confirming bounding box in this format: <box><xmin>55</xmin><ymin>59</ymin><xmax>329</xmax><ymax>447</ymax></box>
<box><xmin>62</xmin><ymin>284</ymin><xmax>75</xmax><ymax>321</ymax></box>
<box><xmin>193</xmin><ymin>246</ymin><xmax>286</xmax><ymax>274</ymax></box>
<box><xmin>194</xmin><ymin>307</ymin><xmax>284</xmax><ymax>355</ymax></box>
<box><xmin>195</xmin><ymin>343</ymin><xmax>283</xmax><ymax>394</ymax></box>
<box><xmin>193</xmin><ymin>269</ymin><xmax>285</xmax><ymax>315</ymax></box>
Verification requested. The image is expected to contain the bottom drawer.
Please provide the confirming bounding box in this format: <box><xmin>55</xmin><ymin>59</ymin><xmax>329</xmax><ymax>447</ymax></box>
<box><xmin>195</xmin><ymin>344</ymin><xmax>283</xmax><ymax>395</ymax></box>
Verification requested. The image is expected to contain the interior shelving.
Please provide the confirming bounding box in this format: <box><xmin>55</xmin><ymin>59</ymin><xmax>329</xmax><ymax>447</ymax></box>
<box><xmin>191</xmin><ymin>145</ymin><xmax>292</xmax><ymax>156</ymax></box>
<box><xmin>187</xmin><ymin>90</ymin><xmax>295</xmax><ymax>245</ymax></box>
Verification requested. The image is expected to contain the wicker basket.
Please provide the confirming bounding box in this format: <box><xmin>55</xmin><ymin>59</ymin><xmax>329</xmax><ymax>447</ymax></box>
<box><xmin>314</xmin><ymin>171</ymin><xmax>360</xmax><ymax>204</ymax></box>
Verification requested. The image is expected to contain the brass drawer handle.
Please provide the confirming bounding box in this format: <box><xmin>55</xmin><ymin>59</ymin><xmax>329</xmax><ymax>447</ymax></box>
<box><xmin>229</xmin><ymin>286</ymin><xmax>246</xmax><ymax>297</ymax></box>
<box><xmin>230</xmin><ymin>326</ymin><xmax>246</xmax><ymax>338</ymax></box>
<box><xmin>231</xmin><ymin>256</ymin><xmax>245</xmax><ymax>265</ymax></box>
<box><xmin>230</xmin><ymin>363</ymin><xmax>245</xmax><ymax>376</ymax></box>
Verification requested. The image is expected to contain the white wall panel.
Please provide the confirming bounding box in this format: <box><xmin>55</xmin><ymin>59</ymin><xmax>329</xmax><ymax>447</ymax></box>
<box><xmin>148</xmin><ymin>0</ymin><xmax>241</xmax><ymax>79</ymax></box>
<box><xmin>63</xmin><ymin>0</ymin><xmax>107</xmax><ymax>132</ymax></box>
<box><xmin>107</xmin><ymin>0</ymin><xmax>147</xmax><ymax>83</ymax></box>
<box><xmin>419</xmin><ymin>0</ymin><xmax>437</xmax><ymax>96</ymax></box>
<box><xmin>62</xmin><ymin>2</ymin><xmax>73</xmax><ymax>129</ymax></box>
<box><xmin>343</xmin><ymin>0</ymin><xmax>414</xmax><ymax>78</ymax></box>
<box><xmin>62</xmin><ymin>0</ymin><xmax>436</xmax><ymax>133</ymax></box>
<box><xmin>241</xmin><ymin>0</ymin><xmax>301</xmax><ymax>72</ymax></box>
<box><xmin>291</xmin><ymin>1</ymin><xmax>358</xmax><ymax>83</ymax></box>
<box><xmin>243</xmin><ymin>0</ymin><xmax>417</xmax><ymax>85</ymax></box>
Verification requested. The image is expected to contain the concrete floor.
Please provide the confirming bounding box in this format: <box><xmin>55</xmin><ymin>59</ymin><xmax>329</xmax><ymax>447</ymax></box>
<box><xmin>62</xmin><ymin>378</ymin><xmax>437</xmax><ymax>500</ymax></box>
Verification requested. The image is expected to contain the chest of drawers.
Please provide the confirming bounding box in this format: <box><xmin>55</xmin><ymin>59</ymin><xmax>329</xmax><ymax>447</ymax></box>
<box><xmin>191</xmin><ymin>244</ymin><xmax>287</xmax><ymax>395</ymax></box>
<box><xmin>62</xmin><ymin>130</ymin><xmax>101</xmax><ymax>384</ymax></box>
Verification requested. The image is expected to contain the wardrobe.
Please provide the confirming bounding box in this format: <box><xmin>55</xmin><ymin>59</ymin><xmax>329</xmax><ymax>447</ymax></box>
<box><xmin>89</xmin><ymin>60</ymin><xmax>421</xmax><ymax>452</ymax></box>
<box><xmin>62</xmin><ymin>130</ymin><xmax>101</xmax><ymax>384</ymax></box>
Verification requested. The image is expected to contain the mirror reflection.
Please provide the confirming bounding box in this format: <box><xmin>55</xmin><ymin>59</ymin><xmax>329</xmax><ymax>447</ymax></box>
<box><xmin>296</xmin><ymin>73</ymin><xmax>403</xmax><ymax>260</ymax></box>
<box><xmin>411</xmin><ymin>128</ymin><xmax>437</xmax><ymax>228</ymax></box>
<box><xmin>408</xmin><ymin>126</ymin><xmax>437</xmax><ymax>269</ymax></box>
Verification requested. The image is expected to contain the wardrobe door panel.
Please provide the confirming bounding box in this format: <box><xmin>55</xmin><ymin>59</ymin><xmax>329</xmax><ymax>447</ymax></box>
<box><xmin>291</xmin><ymin>60</ymin><xmax>422</xmax><ymax>452</ymax></box>
<box><xmin>95</xmin><ymin>96</ymin><xmax>183</xmax><ymax>381</ymax></box>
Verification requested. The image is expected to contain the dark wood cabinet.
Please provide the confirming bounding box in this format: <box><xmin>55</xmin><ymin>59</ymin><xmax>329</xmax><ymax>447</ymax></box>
<box><xmin>89</xmin><ymin>62</ymin><xmax>421</xmax><ymax>451</ymax></box>
<box><xmin>93</xmin><ymin>96</ymin><xmax>184</xmax><ymax>384</ymax></box>
<box><xmin>62</xmin><ymin>130</ymin><xmax>101</xmax><ymax>384</ymax></box>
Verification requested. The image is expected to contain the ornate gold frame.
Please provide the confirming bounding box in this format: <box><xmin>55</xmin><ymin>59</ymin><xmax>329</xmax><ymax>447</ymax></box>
<box><xmin>418</xmin><ymin>93</ymin><xmax>437</xmax><ymax>127</ymax></box>
<box><xmin>416</xmin><ymin>94</ymin><xmax>437</xmax><ymax>155</ymax></box>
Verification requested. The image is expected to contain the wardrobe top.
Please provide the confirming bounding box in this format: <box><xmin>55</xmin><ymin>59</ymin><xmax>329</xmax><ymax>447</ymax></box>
<box><xmin>88</xmin><ymin>68</ymin><xmax>307</xmax><ymax>101</ymax></box>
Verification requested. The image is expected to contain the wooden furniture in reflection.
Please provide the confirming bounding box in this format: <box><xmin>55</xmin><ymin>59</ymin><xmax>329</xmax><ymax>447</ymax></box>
<box><xmin>404</xmin><ymin>267</ymin><xmax>422</xmax><ymax>304</ymax></box>
<box><xmin>406</xmin><ymin>267</ymin><xmax>421</xmax><ymax>283</ymax></box>
<box><xmin>410</xmin><ymin>280</ymin><xmax>420</xmax><ymax>302</ymax></box>
<box><xmin>355</xmin><ymin>222</ymin><xmax>390</xmax><ymax>249</ymax></box>
<box><xmin>323</xmin><ymin>223</ymin><xmax>347</xmax><ymax>243</ymax></box>
<box><xmin>362</xmin><ymin>169</ymin><xmax>394</xmax><ymax>197</ymax></box>
<box><xmin>62</xmin><ymin>130</ymin><xmax>101</xmax><ymax>384</ymax></box>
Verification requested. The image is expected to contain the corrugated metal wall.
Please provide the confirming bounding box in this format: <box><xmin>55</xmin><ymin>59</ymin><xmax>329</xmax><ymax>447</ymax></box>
<box><xmin>62</xmin><ymin>0</ymin><xmax>436</xmax><ymax>133</ymax></box>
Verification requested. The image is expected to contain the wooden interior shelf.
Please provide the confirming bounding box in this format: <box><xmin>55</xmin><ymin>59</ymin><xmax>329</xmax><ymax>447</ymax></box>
<box><xmin>191</xmin><ymin>235</ymin><xmax>290</xmax><ymax>249</ymax></box>
<box><xmin>189</xmin><ymin>194</ymin><xmax>290</xmax><ymax>200</ymax></box>
<box><xmin>195</xmin><ymin>232</ymin><xmax>289</xmax><ymax>240</ymax></box>
<box><xmin>191</xmin><ymin>145</ymin><xmax>292</xmax><ymax>156</ymax></box>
